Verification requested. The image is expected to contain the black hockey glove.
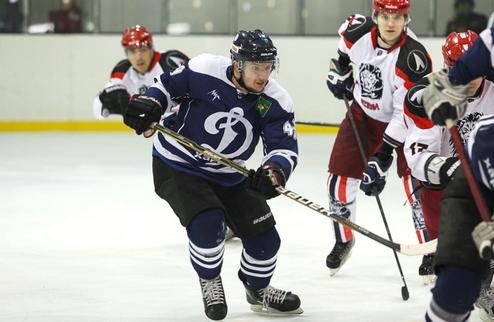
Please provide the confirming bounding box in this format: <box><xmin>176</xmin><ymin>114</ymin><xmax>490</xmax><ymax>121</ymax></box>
<box><xmin>360</xmin><ymin>155</ymin><xmax>393</xmax><ymax>196</ymax></box>
<box><xmin>472</xmin><ymin>221</ymin><xmax>494</xmax><ymax>260</ymax></box>
<box><xmin>247</xmin><ymin>163</ymin><xmax>286</xmax><ymax>199</ymax></box>
<box><xmin>326</xmin><ymin>58</ymin><xmax>353</xmax><ymax>101</ymax></box>
<box><xmin>124</xmin><ymin>95</ymin><xmax>163</xmax><ymax>135</ymax></box>
<box><xmin>429</xmin><ymin>102</ymin><xmax>468</xmax><ymax>127</ymax></box>
<box><xmin>424</xmin><ymin>156</ymin><xmax>461</xmax><ymax>189</ymax></box>
<box><xmin>99</xmin><ymin>84</ymin><xmax>129</xmax><ymax>116</ymax></box>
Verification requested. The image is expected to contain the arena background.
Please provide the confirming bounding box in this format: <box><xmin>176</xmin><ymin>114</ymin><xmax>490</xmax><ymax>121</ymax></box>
<box><xmin>1</xmin><ymin>0</ymin><xmax>492</xmax><ymax>133</ymax></box>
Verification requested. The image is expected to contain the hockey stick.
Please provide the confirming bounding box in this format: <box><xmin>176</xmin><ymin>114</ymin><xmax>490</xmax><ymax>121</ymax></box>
<box><xmin>446</xmin><ymin>119</ymin><xmax>490</xmax><ymax>222</ymax></box>
<box><xmin>151</xmin><ymin>122</ymin><xmax>437</xmax><ymax>256</ymax></box>
<box><xmin>295</xmin><ymin>121</ymin><xmax>339</xmax><ymax>127</ymax></box>
<box><xmin>343</xmin><ymin>97</ymin><xmax>409</xmax><ymax>301</ymax></box>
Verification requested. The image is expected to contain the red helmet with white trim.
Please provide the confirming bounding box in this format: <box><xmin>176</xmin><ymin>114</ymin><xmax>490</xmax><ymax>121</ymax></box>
<box><xmin>121</xmin><ymin>25</ymin><xmax>153</xmax><ymax>49</ymax></box>
<box><xmin>373</xmin><ymin>0</ymin><xmax>410</xmax><ymax>14</ymax></box>
<box><xmin>442</xmin><ymin>30</ymin><xmax>478</xmax><ymax>67</ymax></box>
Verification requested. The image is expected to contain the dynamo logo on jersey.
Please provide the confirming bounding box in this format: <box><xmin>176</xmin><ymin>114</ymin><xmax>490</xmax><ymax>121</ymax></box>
<box><xmin>202</xmin><ymin>107</ymin><xmax>253</xmax><ymax>158</ymax></box>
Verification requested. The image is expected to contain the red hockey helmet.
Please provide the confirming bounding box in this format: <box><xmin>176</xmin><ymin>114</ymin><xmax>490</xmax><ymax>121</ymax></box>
<box><xmin>121</xmin><ymin>25</ymin><xmax>153</xmax><ymax>49</ymax></box>
<box><xmin>373</xmin><ymin>0</ymin><xmax>410</xmax><ymax>14</ymax></box>
<box><xmin>442</xmin><ymin>30</ymin><xmax>478</xmax><ymax>67</ymax></box>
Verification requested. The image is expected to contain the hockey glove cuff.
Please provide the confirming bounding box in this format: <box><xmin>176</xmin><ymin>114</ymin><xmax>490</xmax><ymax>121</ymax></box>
<box><xmin>425</xmin><ymin>156</ymin><xmax>460</xmax><ymax>189</ymax></box>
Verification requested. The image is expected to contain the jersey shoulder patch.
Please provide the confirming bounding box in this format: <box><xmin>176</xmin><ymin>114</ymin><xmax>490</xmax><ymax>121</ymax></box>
<box><xmin>159</xmin><ymin>50</ymin><xmax>190</xmax><ymax>72</ymax></box>
<box><xmin>404</xmin><ymin>77</ymin><xmax>429</xmax><ymax>116</ymax></box>
<box><xmin>263</xmin><ymin>79</ymin><xmax>294</xmax><ymax>114</ymax></box>
<box><xmin>396</xmin><ymin>36</ymin><xmax>432</xmax><ymax>84</ymax></box>
<box><xmin>340</xmin><ymin>15</ymin><xmax>374</xmax><ymax>48</ymax></box>
<box><xmin>111</xmin><ymin>59</ymin><xmax>131</xmax><ymax>79</ymax></box>
<box><xmin>404</xmin><ymin>76</ymin><xmax>434</xmax><ymax>129</ymax></box>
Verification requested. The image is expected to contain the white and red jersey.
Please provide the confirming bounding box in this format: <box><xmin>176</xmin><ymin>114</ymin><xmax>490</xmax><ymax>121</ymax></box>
<box><xmin>337</xmin><ymin>14</ymin><xmax>432</xmax><ymax>147</ymax></box>
<box><xmin>92</xmin><ymin>50</ymin><xmax>188</xmax><ymax>119</ymax></box>
<box><xmin>403</xmin><ymin>76</ymin><xmax>494</xmax><ymax>183</ymax></box>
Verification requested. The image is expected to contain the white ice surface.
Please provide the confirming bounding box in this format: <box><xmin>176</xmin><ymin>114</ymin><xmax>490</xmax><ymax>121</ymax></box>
<box><xmin>0</xmin><ymin>133</ymin><xmax>483</xmax><ymax>322</ymax></box>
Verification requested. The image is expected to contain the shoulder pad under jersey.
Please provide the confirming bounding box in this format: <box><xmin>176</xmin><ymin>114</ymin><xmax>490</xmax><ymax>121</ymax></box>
<box><xmin>396</xmin><ymin>36</ymin><xmax>432</xmax><ymax>85</ymax></box>
<box><xmin>159</xmin><ymin>50</ymin><xmax>190</xmax><ymax>71</ymax></box>
<box><xmin>404</xmin><ymin>76</ymin><xmax>434</xmax><ymax>129</ymax></box>
<box><xmin>340</xmin><ymin>15</ymin><xmax>375</xmax><ymax>48</ymax></box>
<box><xmin>111</xmin><ymin>59</ymin><xmax>131</xmax><ymax>79</ymax></box>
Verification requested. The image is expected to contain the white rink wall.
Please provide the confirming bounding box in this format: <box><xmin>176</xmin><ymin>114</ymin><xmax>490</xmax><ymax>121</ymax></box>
<box><xmin>0</xmin><ymin>35</ymin><xmax>444</xmax><ymax>123</ymax></box>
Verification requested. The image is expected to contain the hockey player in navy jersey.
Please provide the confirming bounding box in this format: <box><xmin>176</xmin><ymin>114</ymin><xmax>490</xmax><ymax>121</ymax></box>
<box><xmin>325</xmin><ymin>0</ymin><xmax>432</xmax><ymax>276</ymax></box>
<box><xmin>417</xmin><ymin>25</ymin><xmax>494</xmax><ymax>322</ymax></box>
<box><xmin>92</xmin><ymin>25</ymin><xmax>188</xmax><ymax>119</ymax></box>
<box><xmin>122</xmin><ymin>29</ymin><xmax>301</xmax><ymax>320</ymax></box>
<box><xmin>418</xmin><ymin>115</ymin><xmax>494</xmax><ymax>322</ymax></box>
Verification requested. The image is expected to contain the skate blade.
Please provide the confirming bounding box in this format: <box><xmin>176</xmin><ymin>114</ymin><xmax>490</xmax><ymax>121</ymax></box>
<box><xmin>250</xmin><ymin>304</ymin><xmax>303</xmax><ymax>315</ymax></box>
<box><xmin>329</xmin><ymin>267</ymin><xmax>340</xmax><ymax>276</ymax></box>
<box><xmin>479</xmin><ymin>309</ymin><xmax>494</xmax><ymax>322</ymax></box>
<box><xmin>328</xmin><ymin>250</ymin><xmax>353</xmax><ymax>277</ymax></box>
<box><xmin>421</xmin><ymin>274</ymin><xmax>436</xmax><ymax>286</ymax></box>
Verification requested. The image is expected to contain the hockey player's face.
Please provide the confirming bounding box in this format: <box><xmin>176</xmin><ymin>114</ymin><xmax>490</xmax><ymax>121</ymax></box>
<box><xmin>467</xmin><ymin>77</ymin><xmax>483</xmax><ymax>96</ymax></box>
<box><xmin>127</xmin><ymin>46</ymin><xmax>153</xmax><ymax>74</ymax></box>
<box><xmin>376</xmin><ymin>13</ymin><xmax>406</xmax><ymax>44</ymax></box>
<box><xmin>240</xmin><ymin>61</ymin><xmax>273</xmax><ymax>92</ymax></box>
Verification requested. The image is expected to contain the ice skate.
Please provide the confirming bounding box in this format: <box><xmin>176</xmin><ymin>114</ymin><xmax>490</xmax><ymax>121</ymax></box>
<box><xmin>326</xmin><ymin>238</ymin><xmax>355</xmax><ymax>276</ymax></box>
<box><xmin>418</xmin><ymin>254</ymin><xmax>436</xmax><ymax>285</ymax></box>
<box><xmin>238</xmin><ymin>271</ymin><xmax>303</xmax><ymax>315</ymax></box>
<box><xmin>199</xmin><ymin>275</ymin><xmax>227</xmax><ymax>320</ymax></box>
<box><xmin>476</xmin><ymin>287</ymin><xmax>494</xmax><ymax>322</ymax></box>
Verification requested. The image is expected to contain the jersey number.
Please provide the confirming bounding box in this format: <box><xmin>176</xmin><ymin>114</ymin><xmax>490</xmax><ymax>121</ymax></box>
<box><xmin>283</xmin><ymin>120</ymin><xmax>296</xmax><ymax>139</ymax></box>
<box><xmin>409</xmin><ymin>142</ymin><xmax>428</xmax><ymax>155</ymax></box>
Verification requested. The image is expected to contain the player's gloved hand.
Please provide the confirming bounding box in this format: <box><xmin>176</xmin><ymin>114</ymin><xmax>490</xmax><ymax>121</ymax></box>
<box><xmin>99</xmin><ymin>84</ymin><xmax>129</xmax><ymax>116</ymax></box>
<box><xmin>326</xmin><ymin>58</ymin><xmax>353</xmax><ymax>100</ymax></box>
<box><xmin>360</xmin><ymin>155</ymin><xmax>393</xmax><ymax>196</ymax></box>
<box><xmin>247</xmin><ymin>163</ymin><xmax>286</xmax><ymax>199</ymax></box>
<box><xmin>425</xmin><ymin>156</ymin><xmax>461</xmax><ymax>189</ymax></box>
<box><xmin>124</xmin><ymin>95</ymin><xmax>163</xmax><ymax>136</ymax></box>
<box><xmin>423</xmin><ymin>69</ymin><xmax>468</xmax><ymax>126</ymax></box>
<box><xmin>472</xmin><ymin>221</ymin><xmax>494</xmax><ymax>260</ymax></box>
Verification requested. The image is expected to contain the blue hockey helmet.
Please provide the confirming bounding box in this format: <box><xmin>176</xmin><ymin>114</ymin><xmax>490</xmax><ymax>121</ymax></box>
<box><xmin>230</xmin><ymin>29</ymin><xmax>277</xmax><ymax>63</ymax></box>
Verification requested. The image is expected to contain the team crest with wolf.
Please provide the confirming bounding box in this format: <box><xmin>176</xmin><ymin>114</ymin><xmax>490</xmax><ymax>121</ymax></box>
<box><xmin>359</xmin><ymin>63</ymin><xmax>383</xmax><ymax>100</ymax></box>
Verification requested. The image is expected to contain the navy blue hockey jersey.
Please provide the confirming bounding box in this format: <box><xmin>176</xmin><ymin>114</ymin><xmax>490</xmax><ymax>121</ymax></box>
<box><xmin>467</xmin><ymin>114</ymin><xmax>494</xmax><ymax>191</ymax></box>
<box><xmin>145</xmin><ymin>53</ymin><xmax>298</xmax><ymax>186</ymax></box>
<box><xmin>451</xmin><ymin>27</ymin><xmax>494</xmax><ymax>84</ymax></box>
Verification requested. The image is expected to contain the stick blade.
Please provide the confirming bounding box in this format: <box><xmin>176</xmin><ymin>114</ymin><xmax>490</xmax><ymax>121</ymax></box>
<box><xmin>399</xmin><ymin>239</ymin><xmax>437</xmax><ymax>256</ymax></box>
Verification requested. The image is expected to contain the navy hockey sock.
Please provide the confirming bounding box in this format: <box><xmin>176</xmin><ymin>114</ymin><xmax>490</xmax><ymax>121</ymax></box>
<box><xmin>240</xmin><ymin>227</ymin><xmax>280</xmax><ymax>289</ymax></box>
<box><xmin>187</xmin><ymin>209</ymin><xmax>226</xmax><ymax>280</ymax></box>
<box><xmin>425</xmin><ymin>266</ymin><xmax>481</xmax><ymax>322</ymax></box>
